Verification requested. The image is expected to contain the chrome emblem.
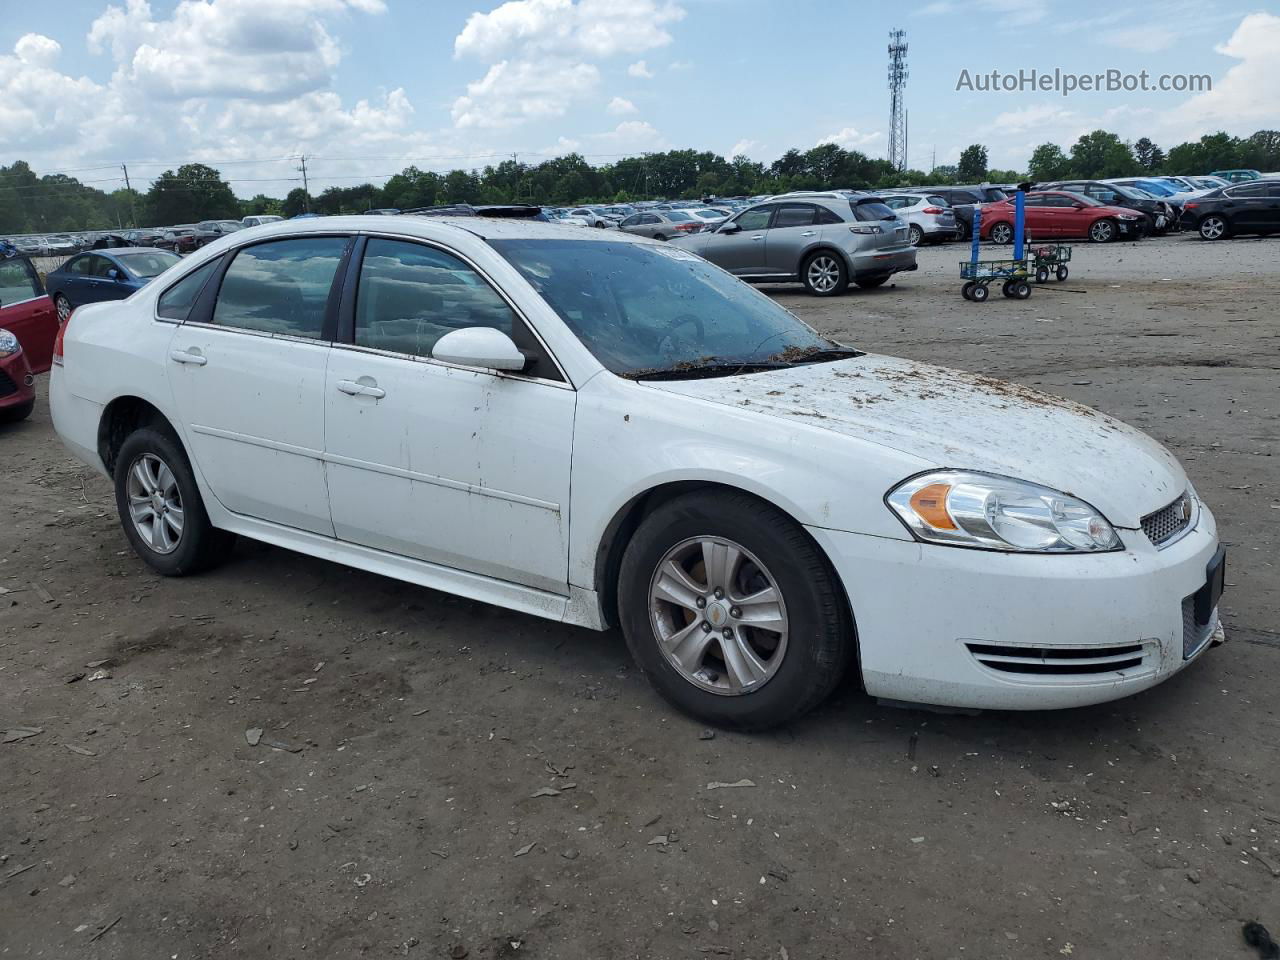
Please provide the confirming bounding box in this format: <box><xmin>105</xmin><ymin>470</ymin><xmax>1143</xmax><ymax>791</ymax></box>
<box><xmin>706</xmin><ymin>602</ymin><xmax>728</xmax><ymax>628</ymax></box>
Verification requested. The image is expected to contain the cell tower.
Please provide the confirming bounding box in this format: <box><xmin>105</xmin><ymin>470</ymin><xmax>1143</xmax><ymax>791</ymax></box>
<box><xmin>887</xmin><ymin>29</ymin><xmax>908</xmax><ymax>171</ymax></box>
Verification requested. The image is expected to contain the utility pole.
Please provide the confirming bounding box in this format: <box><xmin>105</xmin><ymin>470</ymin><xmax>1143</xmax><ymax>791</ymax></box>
<box><xmin>121</xmin><ymin>163</ymin><xmax>138</xmax><ymax>227</ymax></box>
<box><xmin>298</xmin><ymin>155</ymin><xmax>311</xmax><ymax>212</ymax></box>
<box><xmin>887</xmin><ymin>29</ymin><xmax>909</xmax><ymax>172</ymax></box>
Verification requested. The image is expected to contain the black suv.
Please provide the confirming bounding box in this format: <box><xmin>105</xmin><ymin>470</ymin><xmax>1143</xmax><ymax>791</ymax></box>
<box><xmin>917</xmin><ymin>185</ymin><xmax>1009</xmax><ymax>239</ymax></box>
<box><xmin>1041</xmin><ymin>181</ymin><xmax>1174</xmax><ymax>235</ymax></box>
<box><xmin>1179</xmin><ymin>179</ymin><xmax>1280</xmax><ymax>240</ymax></box>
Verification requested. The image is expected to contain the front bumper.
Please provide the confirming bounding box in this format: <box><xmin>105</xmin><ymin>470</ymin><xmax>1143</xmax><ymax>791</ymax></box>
<box><xmin>0</xmin><ymin>349</ymin><xmax>35</xmax><ymax>411</ymax></box>
<box><xmin>808</xmin><ymin>503</ymin><xmax>1222</xmax><ymax>710</ymax></box>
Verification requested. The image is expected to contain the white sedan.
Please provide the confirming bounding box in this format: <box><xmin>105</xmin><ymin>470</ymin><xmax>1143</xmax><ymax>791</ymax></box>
<box><xmin>50</xmin><ymin>216</ymin><xmax>1226</xmax><ymax>729</ymax></box>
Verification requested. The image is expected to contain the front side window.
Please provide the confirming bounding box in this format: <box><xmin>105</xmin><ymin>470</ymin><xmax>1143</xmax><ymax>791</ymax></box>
<box><xmin>354</xmin><ymin>238</ymin><xmax>515</xmax><ymax>359</ymax></box>
<box><xmin>90</xmin><ymin>256</ymin><xmax>116</xmax><ymax>278</ymax></box>
<box><xmin>0</xmin><ymin>258</ymin><xmax>40</xmax><ymax>305</ymax></box>
<box><xmin>490</xmin><ymin>238</ymin><xmax>837</xmax><ymax>376</ymax></box>
<box><xmin>733</xmin><ymin>207</ymin><xmax>773</xmax><ymax>231</ymax></box>
<box><xmin>211</xmin><ymin>236</ymin><xmax>348</xmax><ymax>338</ymax></box>
<box><xmin>157</xmin><ymin>258</ymin><xmax>221</xmax><ymax>321</ymax></box>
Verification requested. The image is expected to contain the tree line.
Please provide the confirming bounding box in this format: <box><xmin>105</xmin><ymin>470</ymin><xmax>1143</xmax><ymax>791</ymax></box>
<box><xmin>2</xmin><ymin>128</ymin><xmax>1276</xmax><ymax>233</ymax></box>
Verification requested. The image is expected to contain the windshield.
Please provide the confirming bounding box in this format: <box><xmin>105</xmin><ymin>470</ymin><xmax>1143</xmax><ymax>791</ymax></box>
<box><xmin>115</xmin><ymin>251</ymin><xmax>181</xmax><ymax>278</ymax></box>
<box><xmin>489</xmin><ymin>238</ymin><xmax>841</xmax><ymax>376</ymax></box>
<box><xmin>665</xmin><ymin>211</ymin><xmax>694</xmax><ymax>222</ymax></box>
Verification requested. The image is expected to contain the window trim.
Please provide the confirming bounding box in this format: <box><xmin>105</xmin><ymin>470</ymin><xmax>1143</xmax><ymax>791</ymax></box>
<box><xmin>184</xmin><ymin>233</ymin><xmax>355</xmax><ymax>341</ymax></box>
<box><xmin>153</xmin><ymin>254</ymin><xmax>225</xmax><ymax>325</ymax></box>
<box><xmin>334</xmin><ymin>231</ymin><xmax>571</xmax><ymax>389</ymax></box>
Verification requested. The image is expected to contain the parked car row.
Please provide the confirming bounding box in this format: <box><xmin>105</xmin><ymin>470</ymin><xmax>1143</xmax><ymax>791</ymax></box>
<box><xmin>3</xmin><ymin>215</ymin><xmax>283</xmax><ymax>261</ymax></box>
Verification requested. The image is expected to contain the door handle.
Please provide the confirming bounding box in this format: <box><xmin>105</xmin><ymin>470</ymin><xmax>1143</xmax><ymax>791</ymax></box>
<box><xmin>336</xmin><ymin>379</ymin><xmax>385</xmax><ymax>399</ymax></box>
<box><xmin>169</xmin><ymin>349</ymin><xmax>207</xmax><ymax>366</ymax></box>
<box><xmin>800</xmin><ymin>231</ymin><xmax>816</xmax><ymax>237</ymax></box>
<box><xmin>751</xmin><ymin>234</ymin><xmax>764</xmax><ymax>241</ymax></box>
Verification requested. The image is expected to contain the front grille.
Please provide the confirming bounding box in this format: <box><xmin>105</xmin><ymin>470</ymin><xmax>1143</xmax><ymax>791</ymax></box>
<box><xmin>966</xmin><ymin>642</ymin><xmax>1146</xmax><ymax>676</ymax></box>
<box><xmin>1182</xmin><ymin>596</ymin><xmax>1217</xmax><ymax>660</ymax></box>
<box><xmin>0</xmin><ymin>369</ymin><xmax>16</xmax><ymax>398</ymax></box>
<box><xmin>1142</xmin><ymin>492</ymin><xmax>1193</xmax><ymax>547</ymax></box>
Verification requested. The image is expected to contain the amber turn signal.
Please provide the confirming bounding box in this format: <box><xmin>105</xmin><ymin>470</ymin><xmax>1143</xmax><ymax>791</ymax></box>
<box><xmin>908</xmin><ymin>482</ymin><xmax>957</xmax><ymax>530</ymax></box>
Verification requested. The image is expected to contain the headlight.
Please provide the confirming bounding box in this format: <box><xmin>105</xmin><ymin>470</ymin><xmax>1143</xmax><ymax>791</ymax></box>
<box><xmin>0</xmin><ymin>328</ymin><xmax>19</xmax><ymax>358</ymax></box>
<box><xmin>886</xmin><ymin>471</ymin><xmax>1121</xmax><ymax>553</ymax></box>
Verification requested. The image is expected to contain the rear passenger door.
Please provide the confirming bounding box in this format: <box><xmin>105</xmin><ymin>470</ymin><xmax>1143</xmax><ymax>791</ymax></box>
<box><xmin>323</xmin><ymin>236</ymin><xmax>575</xmax><ymax>593</ymax></box>
<box><xmin>166</xmin><ymin>235</ymin><xmax>351</xmax><ymax>536</ymax></box>
<box><xmin>764</xmin><ymin>203</ymin><xmax>821</xmax><ymax>273</ymax></box>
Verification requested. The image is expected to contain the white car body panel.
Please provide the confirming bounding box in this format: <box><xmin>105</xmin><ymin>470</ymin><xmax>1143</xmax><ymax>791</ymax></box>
<box><xmin>49</xmin><ymin>215</ymin><xmax>1222</xmax><ymax>713</ymax></box>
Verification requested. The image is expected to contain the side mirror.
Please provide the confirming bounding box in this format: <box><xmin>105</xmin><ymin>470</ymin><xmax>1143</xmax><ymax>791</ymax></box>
<box><xmin>718</xmin><ymin>221</ymin><xmax>741</xmax><ymax>234</ymax></box>
<box><xmin>107</xmin><ymin>268</ymin><xmax>123</xmax><ymax>281</ymax></box>
<box><xmin>1072</xmin><ymin>202</ymin><xmax>1085</xmax><ymax>209</ymax></box>
<box><xmin>432</xmin><ymin>327</ymin><xmax>527</xmax><ymax>372</ymax></box>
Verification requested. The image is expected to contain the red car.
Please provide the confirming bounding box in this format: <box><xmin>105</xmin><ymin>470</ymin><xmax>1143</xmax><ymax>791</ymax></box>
<box><xmin>0</xmin><ymin>327</ymin><xmax>35</xmax><ymax>422</ymax></box>
<box><xmin>0</xmin><ymin>250</ymin><xmax>60</xmax><ymax>374</ymax></box>
<box><xmin>979</xmin><ymin>190</ymin><xmax>1147</xmax><ymax>244</ymax></box>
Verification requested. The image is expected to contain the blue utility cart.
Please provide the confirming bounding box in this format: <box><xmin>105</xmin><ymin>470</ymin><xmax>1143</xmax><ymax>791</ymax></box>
<box><xmin>959</xmin><ymin>192</ymin><xmax>1032</xmax><ymax>302</ymax></box>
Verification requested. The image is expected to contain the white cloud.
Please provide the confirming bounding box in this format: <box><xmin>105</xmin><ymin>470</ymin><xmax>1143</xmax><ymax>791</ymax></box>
<box><xmin>627</xmin><ymin>59</ymin><xmax>653</xmax><ymax>78</ymax></box>
<box><xmin>454</xmin><ymin>0</ymin><xmax>685</xmax><ymax>61</ymax></box>
<box><xmin>728</xmin><ymin>138</ymin><xmax>760</xmax><ymax>158</ymax></box>
<box><xmin>14</xmin><ymin>33</ymin><xmax>62</xmax><ymax>67</ymax></box>
<box><xmin>914</xmin><ymin>1</ymin><xmax>953</xmax><ymax>14</ymax></box>
<box><xmin>669</xmin><ymin>60</ymin><xmax>693</xmax><ymax>71</ymax></box>
<box><xmin>816</xmin><ymin>127</ymin><xmax>884</xmax><ymax>150</ymax></box>
<box><xmin>452</xmin><ymin>59</ymin><xmax>600</xmax><ymax>128</ymax></box>
<box><xmin>587</xmin><ymin>120</ymin><xmax>668</xmax><ymax>152</ymax></box>
<box><xmin>984</xmin><ymin>103</ymin><xmax>1077</xmax><ymax>135</ymax></box>
<box><xmin>1102</xmin><ymin>26</ymin><xmax>1179</xmax><ymax>53</ymax></box>
<box><xmin>1162</xmin><ymin>12</ymin><xmax>1280</xmax><ymax>138</ymax></box>
<box><xmin>607</xmin><ymin>96</ymin><xmax>637</xmax><ymax>115</ymax></box>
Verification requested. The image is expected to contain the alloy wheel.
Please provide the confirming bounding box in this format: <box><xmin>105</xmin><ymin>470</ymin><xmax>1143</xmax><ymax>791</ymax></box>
<box><xmin>806</xmin><ymin>255</ymin><xmax>841</xmax><ymax>293</ymax></box>
<box><xmin>990</xmin><ymin>224</ymin><xmax>1012</xmax><ymax>244</ymax></box>
<box><xmin>55</xmin><ymin>296</ymin><xmax>71</xmax><ymax>324</ymax></box>
<box><xmin>648</xmin><ymin>536</ymin><xmax>789</xmax><ymax>696</ymax></box>
<box><xmin>1090</xmin><ymin>220</ymin><xmax>1115</xmax><ymax>242</ymax></box>
<box><xmin>125</xmin><ymin>453</ymin><xmax>184</xmax><ymax>555</ymax></box>
<box><xmin>1200</xmin><ymin>217</ymin><xmax>1225</xmax><ymax>240</ymax></box>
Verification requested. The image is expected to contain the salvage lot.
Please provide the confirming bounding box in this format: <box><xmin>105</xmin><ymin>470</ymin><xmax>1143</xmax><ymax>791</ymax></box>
<box><xmin>2</xmin><ymin>234</ymin><xmax>1277</xmax><ymax>958</ymax></box>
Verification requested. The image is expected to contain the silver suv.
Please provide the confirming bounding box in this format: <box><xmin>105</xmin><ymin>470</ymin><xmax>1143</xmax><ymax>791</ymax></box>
<box><xmin>670</xmin><ymin>195</ymin><xmax>917</xmax><ymax>296</ymax></box>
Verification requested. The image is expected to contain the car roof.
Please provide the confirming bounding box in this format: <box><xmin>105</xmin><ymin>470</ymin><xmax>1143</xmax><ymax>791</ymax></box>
<box><xmin>244</xmin><ymin>214</ymin><xmax>653</xmax><ymax>244</ymax></box>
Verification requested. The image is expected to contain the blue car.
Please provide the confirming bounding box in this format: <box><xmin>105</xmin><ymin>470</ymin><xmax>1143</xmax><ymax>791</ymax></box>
<box><xmin>44</xmin><ymin>247</ymin><xmax>181</xmax><ymax>323</ymax></box>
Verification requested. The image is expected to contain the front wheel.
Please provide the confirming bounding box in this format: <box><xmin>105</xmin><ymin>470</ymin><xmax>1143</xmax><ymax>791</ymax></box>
<box><xmin>989</xmin><ymin>222</ymin><xmax>1013</xmax><ymax>244</ymax></box>
<box><xmin>1035</xmin><ymin>266</ymin><xmax>1050</xmax><ymax>283</ymax></box>
<box><xmin>1088</xmin><ymin>218</ymin><xmax>1117</xmax><ymax>243</ymax></box>
<box><xmin>1056</xmin><ymin>264</ymin><xmax>1069</xmax><ymax>281</ymax></box>
<box><xmin>618</xmin><ymin>491</ymin><xmax>853</xmax><ymax>730</ymax></box>
<box><xmin>908</xmin><ymin>224</ymin><xmax>923</xmax><ymax>246</ymax></box>
<box><xmin>1198</xmin><ymin>215</ymin><xmax>1228</xmax><ymax>241</ymax></box>
<box><xmin>113</xmin><ymin>427</ymin><xmax>235</xmax><ymax>576</ymax></box>
<box><xmin>803</xmin><ymin>251</ymin><xmax>849</xmax><ymax>296</ymax></box>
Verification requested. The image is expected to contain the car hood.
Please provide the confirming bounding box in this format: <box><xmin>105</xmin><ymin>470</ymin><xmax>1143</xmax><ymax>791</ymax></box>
<box><xmin>643</xmin><ymin>354</ymin><xmax>1186</xmax><ymax>528</ymax></box>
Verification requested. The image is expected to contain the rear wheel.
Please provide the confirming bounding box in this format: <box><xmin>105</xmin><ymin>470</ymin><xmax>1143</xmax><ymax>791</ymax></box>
<box><xmin>1035</xmin><ymin>266</ymin><xmax>1050</xmax><ymax>283</ymax></box>
<box><xmin>989</xmin><ymin>222</ymin><xmax>1013</xmax><ymax>244</ymax></box>
<box><xmin>803</xmin><ymin>251</ymin><xmax>849</xmax><ymax>296</ymax></box>
<box><xmin>961</xmin><ymin>281</ymin><xmax>976</xmax><ymax>300</ymax></box>
<box><xmin>1198</xmin><ymin>215</ymin><xmax>1228</xmax><ymax>241</ymax></box>
<box><xmin>1088</xmin><ymin>218</ymin><xmax>1117</xmax><ymax>243</ymax></box>
<box><xmin>970</xmin><ymin>282</ymin><xmax>990</xmax><ymax>302</ymax></box>
<box><xmin>653</xmin><ymin>233</ymin><xmax>668</xmax><ymax>242</ymax></box>
<box><xmin>1013</xmin><ymin>280</ymin><xmax>1032</xmax><ymax>299</ymax></box>
<box><xmin>618</xmin><ymin>491</ymin><xmax>853</xmax><ymax>730</ymax></box>
<box><xmin>1056</xmin><ymin>264</ymin><xmax>1069</xmax><ymax>281</ymax></box>
<box><xmin>54</xmin><ymin>294</ymin><xmax>72</xmax><ymax>324</ymax></box>
<box><xmin>113</xmin><ymin>427</ymin><xmax>235</xmax><ymax>576</ymax></box>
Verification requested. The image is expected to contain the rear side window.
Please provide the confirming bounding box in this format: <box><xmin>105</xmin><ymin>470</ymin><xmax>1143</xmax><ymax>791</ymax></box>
<box><xmin>0</xmin><ymin>257</ymin><xmax>41</xmax><ymax>305</ymax></box>
<box><xmin>157</xmin><ymin>259</ymin><xmax>220</xmax><ymax>321</ymax></box>
<box><xmin>815</xmin><ymin>206</ymin><xmax>843</xmax><ymax>224</ymax></box>
<box><xmin>773</xmin><ymin>204</ymin><xmax>817</xmax><ymax>228</ymax></box>
<box><xmin>67</xmin><ymin>256</ymin><xmax>91</xmax><ymax>276</ymax></box>
<box><xmin>354</xmin><ymin>238</ymin><xmax>515</xmax><ymax>359</ymax></box>
<box><xmin>211</xmin><ymin>237</ymin><xmax>348</xmax><ymax>338</ymax></box>
<box><xmin>851</xmin><ymin>200</ymin><xmax>895</xmax><ymax>221</ymax></box>
<box><xmin>1226</xmin><ymin>183</ymin><xmax>1265</xmax><ymax>198</ymax></box>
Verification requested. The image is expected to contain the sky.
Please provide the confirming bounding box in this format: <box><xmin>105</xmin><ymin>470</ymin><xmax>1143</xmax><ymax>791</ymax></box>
<box><xmin>1</xmin><ymin>0</ymin><xmax>1277</xmax><ymax>197</ymax></box>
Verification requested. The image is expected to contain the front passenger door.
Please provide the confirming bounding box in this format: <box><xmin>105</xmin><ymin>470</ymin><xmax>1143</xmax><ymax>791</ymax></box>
<box><xmin>166</xmin><ymin>235</ymin><xmax>351</xmax><ymax>536</ymax></box>
<box><xmin>701</xmin><ymin>205</ymin><xmax>775</xmax><ymax>275</ymax></box>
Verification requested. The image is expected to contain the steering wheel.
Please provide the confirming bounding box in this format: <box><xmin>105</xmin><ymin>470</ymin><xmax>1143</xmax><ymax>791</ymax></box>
<box><xmin>655</xmin><ymin>313</ymin><xmax>706</xmax><ymax>360</ymax></box>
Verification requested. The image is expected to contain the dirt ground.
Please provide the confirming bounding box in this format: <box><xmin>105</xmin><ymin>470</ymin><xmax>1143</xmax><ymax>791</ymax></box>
<box><xmin>2</xmin><ymin>233</ymin><xmax>1278</xmax><ymax>960</ymax></box>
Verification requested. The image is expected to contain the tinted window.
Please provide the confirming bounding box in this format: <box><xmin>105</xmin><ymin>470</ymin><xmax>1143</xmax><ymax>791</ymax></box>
<box><xmin>665</xmin><ymin>211</ymin><xmax>693</xmax><ymax>222</ymax></box>
<box><xmin>1023</xmin><ymin>195</ymin><xmax>1047</xmax><ymax>206</ymax></box>
<box><xmin>67</xmin><ymin>256</ymin><xmax>91</xmax><ymax>276</ymax></box>
<box><xmin>116</xmin><ymin>251</ymin><xmax>180</xmax><ymax>278</ymax></box>
<box><xmin>815</xmin><ymin>206</ymin><xmax>843</xmax><ymax>224</ymax></box>
<box><xmin>1226</xmin><ymin>183</ymin><xmax>1265</xmax><ymax>198</ymax></box>
<box><xmin>773</xmin><ymin>204</ymin><xmax>817</xmax><ymax>228</ymax></box>
<box><xmin>211</xmin><ymin>236</ymin><xmax>347</xmax><ymax>338</ymax></box>
<box><xmin>157</xmin><ymin>258</ymin><xmax>220</xmax><ymax>321</ymax></box>
<box><xmin>621</xmin><ymin>215</ymin><xmax>640</xmax><ymax>226</ymax></box>
<box><xmin>0</xmin><ymin>258</ymin><xmax>40</xmax><ymax>305</ymax></box>
<box><xmin>354</xmin><ymin>239</ymin><xmax>515</xmax><ymax>359</ymax></box>
<box><xmin>90</xmin><ymin>256</ymin><xmax>116</xmax><ymax>278</ymax></box>
<box><xmin>927</xmin><ymin>195</ymin><xmax>949</xmax><ymax>206</ymax></box>
<box><xmin>491</xmin><ymin>238</ymin><xmax>834</xmax><ymax>376</ymax></box>
<box><xmin>734</xmin><ymin>207</ymin><xmax>773</xmax><ymax>231</ymax></box>
<box><xmin>851</xmin><ymin>200</ymin><xmax>896</xmax><ymax>221</ymax></box>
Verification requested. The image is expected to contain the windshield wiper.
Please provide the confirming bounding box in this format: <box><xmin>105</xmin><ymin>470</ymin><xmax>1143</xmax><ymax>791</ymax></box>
<box><xmin>625</xmin><ymin>361</ymin><xmax>792</xmax><ymax>381</ymax></box>
<box><xmin>769</xmin><ymin>347</ymin><xmax>864</xmax><ymax>365</ymax></box>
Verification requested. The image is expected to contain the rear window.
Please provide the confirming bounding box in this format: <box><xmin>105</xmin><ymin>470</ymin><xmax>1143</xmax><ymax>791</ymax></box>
<box><xmin>116</xmin><ymin>251</ymin><xmax>181</xmax><ymax>278</ymax></box>
<box><xmin>665</xmin><ymin>211</ymin><xmax>693</xmax><ymax>222</ymax></box>
<box><xmin>850</xmin><ymin>200</ymin><xmax>896</xmax><ymax>221</ymax></box>
<box><xmin>927</xmin><ymin>195</ymin><xmax>949</xmax><ymax>206</ymax></box>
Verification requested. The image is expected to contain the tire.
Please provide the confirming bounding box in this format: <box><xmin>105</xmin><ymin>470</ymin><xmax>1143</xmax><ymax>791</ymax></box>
<box><xmin>1035</xmin><ymin>266</ymin><xmax>1049</xmax><ymax>284</ymax></box>
<box><xmin>1013</xmin><ymin>281</ymin><xmax>1032</xmax><ymax>299</ymax></box>
<box><xmin>908</xmin><ymin>224</ymin><xmax>923</xmax><ymax>246</ymax></box>
<box><xmin>961</xmin><ymin>281</ymin><xmax>976</xmax><ymax>300</ymax></box>
<box><xmin>1056</xmin><ymin>264</ymin><xmax>1068</xmax><ymax>282</ymax></box>
<box><xmin>971</xmin><ymin>283</ymin><xmax>990</xmax><ymax>302</ymax></box>
<box><xmin>1198</xmin><ymin>215</ymin><xmax>1228</xmax><ymax>241</ymax></box>
<box><xmin>0</xmin><ymin>399</ymin><xmax>34</xmax><ymax>423</ymax></box>
<box><xmin>617</xmin><ymin>490</ymin><xmax>853</xmax><ymax>730</ymax></box>
<box><xmin>652</xmin><ymin>233</ymin><xmax>668</xmax><ymax>242</ymax></box>
<box><xmin>54</xmin><ymin>294</ymin><xmax>72</xmax><ymax>324</ymax></box>
<box><xmin>1001</xmin><ymin>279</ymin><xmax>1015</xmax><ymax>298</ymax></box>
<box><xmin>803</xmin><ymin>250</ymin><xmax>849</xmax><ymax>296</ymax></box>
<box><xmin>1088</xmin><ymin>219</ymin><xmax>1117</xmax><ymax>243</ymax></box>
<box><xmin>989</xmin><ymin>222</ymin><xmax>1013</xmax><ymax>244</ymax></box>
<box><xmin>113</xmin><ymin>426</ymin><xmax>235</xmax><ymax>576</ymax></box>
<box><xmin>854</xmin><ymin>273</ymin><xmax>890</xmax><ymax>290</ymax></box>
